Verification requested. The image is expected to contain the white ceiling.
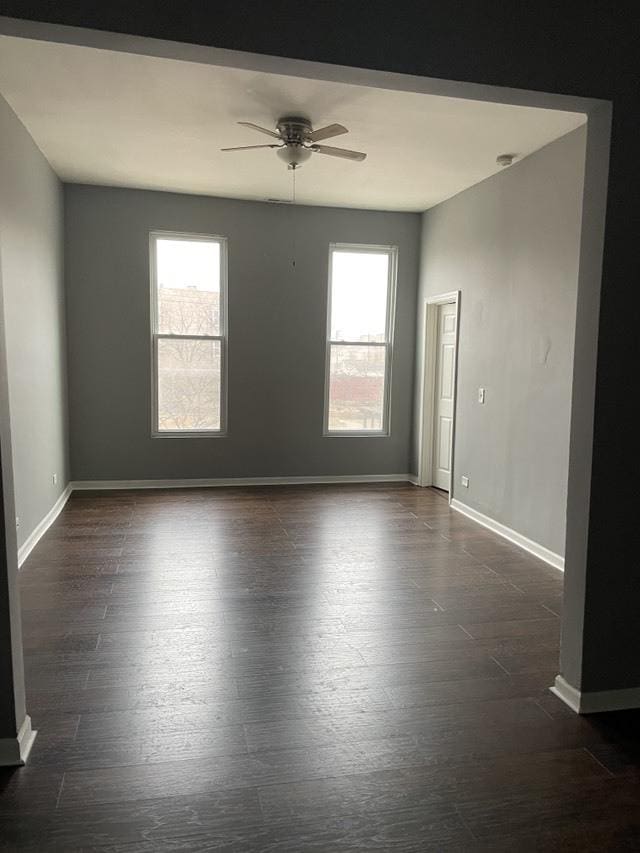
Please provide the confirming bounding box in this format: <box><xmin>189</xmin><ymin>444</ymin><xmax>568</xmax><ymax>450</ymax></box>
<box><xmin>0</xmin><ymin>35</ymin><xmax>586</xmax><ymax>212</ymax></box>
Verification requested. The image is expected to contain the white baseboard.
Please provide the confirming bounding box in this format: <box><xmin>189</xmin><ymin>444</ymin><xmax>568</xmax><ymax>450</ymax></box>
<box><xmin>17</xmin><ymin>484</ymin><xmax>73</xmax><ymax>568</ymax></box>
<box><xmin>551</xmin><ymin>675</ymin><xmax>640</xmax><ymax>714</ymax></box>
<box><xmin>0</xmin><ymin>716</ymin><xmax>37</xmax><ymax>766</ymax></box>
<box><xmin>449</xmin><ymin>498</ymin><xmax>564</xmax><ymax>570</ymax></box>
<box><xmin>70</xmin><ymin>474</ymin><xmax>415</xmax><ymax>490</ymax></box>
<box><xmin>406</xmin><ymin>473</ymin><xmax>420</xmax><ymax>486</ymax></box>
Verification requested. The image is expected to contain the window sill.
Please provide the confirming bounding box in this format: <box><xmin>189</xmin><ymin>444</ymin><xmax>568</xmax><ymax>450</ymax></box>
<box><xmin>152</xmin><ymin>431</ymin><xmax>228</xmax><ymax>439</ymax></box>
<box><xmin>323</xmin><ymin>431</ymin><xmax>390</xmax><ymax>438</ymax></box>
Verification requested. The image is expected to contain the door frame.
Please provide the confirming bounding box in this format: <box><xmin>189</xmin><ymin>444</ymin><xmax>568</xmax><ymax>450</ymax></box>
<box><xmin>417</xmin><ymin>291</ymin><xmax>461</xmax><ymax>497</ymax></box>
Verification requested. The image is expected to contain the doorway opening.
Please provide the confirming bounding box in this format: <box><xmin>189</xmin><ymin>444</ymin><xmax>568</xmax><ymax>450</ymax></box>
<box><xmin>418</xmin><ymin>291</ymin><xmax>460</xmax><ymax>495</ymax></box>
<box><xmin>0</xmin><ymin>14</ymin><xmax>614</xmax><ymax>758</ymax></box>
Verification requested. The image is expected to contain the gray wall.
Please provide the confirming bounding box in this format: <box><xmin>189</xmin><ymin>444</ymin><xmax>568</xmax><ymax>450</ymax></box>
<box><xmin>64</xmin><ymin>186</ymin><xmax>420</xmax><ymax>480</ymax></box>
<box><xmin>0</xmin><ymin>94</ymin><xmax>68</xmax><ymax>549</ymax></box>
<box><xmin>414</xmin><ymin>127</ymin><xmax>587</xmax><ymax>556</ymax></box>
<box><xmin>1</xmin><ymin>260</ymin><xmax>27</xmax><ymax>741</ymax></box>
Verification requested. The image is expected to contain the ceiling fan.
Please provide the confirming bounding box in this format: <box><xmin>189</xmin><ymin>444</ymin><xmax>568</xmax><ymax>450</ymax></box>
<box><xmin>221</xmin><ymin>116</ymin><xmax>367</xmax><ymax>169</ymax></box>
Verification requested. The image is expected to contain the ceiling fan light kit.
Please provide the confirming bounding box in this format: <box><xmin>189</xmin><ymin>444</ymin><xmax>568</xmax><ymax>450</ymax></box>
<box><xmin>222</xmin><ymin>115</ymin><xmax>367</xmax><ymax>169</ymax></box>
<box><xmin>277</xmin><ymin>143</ymin><xmax>312</xmax><ymax>169</ymax></box>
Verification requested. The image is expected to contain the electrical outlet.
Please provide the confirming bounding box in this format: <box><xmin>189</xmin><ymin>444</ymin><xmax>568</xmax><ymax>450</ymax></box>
<box><xmin>461</xmin><ymin>476</ymin><xmax>470</xmax><ymax>488</ymax></box>
<box><xmin>52</xmin><ymin>473</ymin><xmax>58</xmax><ymax>485</ymax></box>
<box><xmin>478</xmin><ymin>388</ymin><xmax>486</xmax><ymax>404</ymax></box>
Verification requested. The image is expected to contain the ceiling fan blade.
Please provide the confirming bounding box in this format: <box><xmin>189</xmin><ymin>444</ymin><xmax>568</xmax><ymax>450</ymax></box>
<box><xmin>309</xmin><ymin>123</ymin><xmax>348</xmax><ymax>142</ymax></box>
<box><xmin>311</xmin><ymin>144</ymin><xmax>367</xmax><ymax>161</ymax></box>
<box><xmin>221</xmin><ymin>144</ymin><xmax>282</xmax><ymax>152</ymax></box>
<box><xmin>237</xmin><ymin>121</ymin><xmax>281</xmax><ymax>139</ymax></box>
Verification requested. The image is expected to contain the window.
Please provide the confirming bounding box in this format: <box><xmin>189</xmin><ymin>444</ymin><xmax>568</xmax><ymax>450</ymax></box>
<box><xmin>324</xmin><ymin>244</ymin><xmax>397</xmax><ymax>434</ymax></box>
<box><xmin>150</xmin><ymin>232</ymin><xmax>227</xmax><ymax>435</ymax></box>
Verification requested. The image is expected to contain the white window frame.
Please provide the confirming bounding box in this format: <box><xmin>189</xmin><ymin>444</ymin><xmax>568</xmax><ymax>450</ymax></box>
<box><xmin>323</xmin><ymin>243</ymin><xmax>398</xmax><ymax>437</ymax></box>
<box><xmin>149</xmin><ymin>230</ymin><xmax>228</xmax><ymax>438</ymax></box>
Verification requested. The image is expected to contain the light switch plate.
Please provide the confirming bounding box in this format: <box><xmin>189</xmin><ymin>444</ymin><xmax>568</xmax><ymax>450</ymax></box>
<box><xmin>461</xmin><ymin>476</ymin><xmax>470</xmax><ymax>488</ymax></box>
<box><xmin>478</xmin><ymin>388</ymin><xmax>486</xmax><ymax>404</ymax></box>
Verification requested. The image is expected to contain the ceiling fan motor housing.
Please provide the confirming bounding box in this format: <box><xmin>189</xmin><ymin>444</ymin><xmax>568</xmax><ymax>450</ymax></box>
<box><xmin>276</xmin><ymin>116</ymin><xmax>313</xmax><ymax>144</ymax></box>
<box><xmin>276</xmin><ymin>116</ymin><xmax>314</xmax><ymax>169</ymax></box>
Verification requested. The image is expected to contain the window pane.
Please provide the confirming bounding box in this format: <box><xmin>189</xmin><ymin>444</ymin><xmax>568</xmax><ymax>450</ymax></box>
<box><xmin>330</xmin><ymin>251</ymin><xmax>389</xmax><ymax>342</ymax></box>
<box><xmin>157</xmin><ymin>339</ymin><xmax>221</xmax><ymax>431</ymax></box>
<box><xmin>156</xmin><ymin>239</ymin><xmax>221</xmax><ymax>336</ymax></box>
<box><xmin>328</xmin><ymin>344</ymin><xmax>386</xmax><ymax>432</ymax></box>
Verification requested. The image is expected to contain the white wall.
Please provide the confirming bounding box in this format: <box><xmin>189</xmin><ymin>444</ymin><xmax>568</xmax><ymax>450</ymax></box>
<box><xmin>0</xmin><ymin>93</ymin><xmax>68</xmax><ymax>548</ymax></box>
<box><xmin>414</xmin><ymin>126</ymin><xmax>587</xmax><ymax>556</ymax></box>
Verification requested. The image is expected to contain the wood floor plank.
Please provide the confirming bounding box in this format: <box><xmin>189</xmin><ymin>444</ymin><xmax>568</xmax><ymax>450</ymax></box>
<box><xmin>257</xmin><ymin>747</ymin><xmax>608</xmax><ymax>820</ymax></box>
<box><xmin>2</xmin><ymin>484</ymin><xmax>637</xmax><ymax>850</ymax></box>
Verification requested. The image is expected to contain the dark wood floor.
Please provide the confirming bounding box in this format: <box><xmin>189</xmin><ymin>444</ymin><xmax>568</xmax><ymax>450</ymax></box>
<box><xmin>2</xmin><ymin>484</ymin><xmax>640</xmax><ymax>850</ymax></box>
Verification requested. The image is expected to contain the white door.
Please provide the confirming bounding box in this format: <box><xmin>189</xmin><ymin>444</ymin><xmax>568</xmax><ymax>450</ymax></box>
<box><xmin>432</xmin><ymin>302</ymin><xmax>457</xmax><ymax>491</ymax></box>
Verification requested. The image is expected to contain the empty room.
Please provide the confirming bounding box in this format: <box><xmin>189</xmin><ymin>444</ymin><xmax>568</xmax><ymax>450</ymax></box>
<box><xmin>1</xmin><ymin>9</ymin><xmax>639</xmax><ymax>852</ymax></box>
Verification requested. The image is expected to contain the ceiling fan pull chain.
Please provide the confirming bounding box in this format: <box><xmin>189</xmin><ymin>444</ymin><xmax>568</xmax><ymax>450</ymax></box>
<box><xmin>291</xmin><ymin>167</ymin><xmax>297</xmax><ymax>269</ymax></box>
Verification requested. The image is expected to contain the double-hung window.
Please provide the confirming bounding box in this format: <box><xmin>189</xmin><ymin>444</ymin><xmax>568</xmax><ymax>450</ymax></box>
<box><xmin>324</xmin><ymin>244</ymin><xmax>397</xmax><ymax>435</ymax></box>
<box><xmin>150</xmin><ymin>232</ymin><xmax>227</xmax><ymax>435</ymax></box>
